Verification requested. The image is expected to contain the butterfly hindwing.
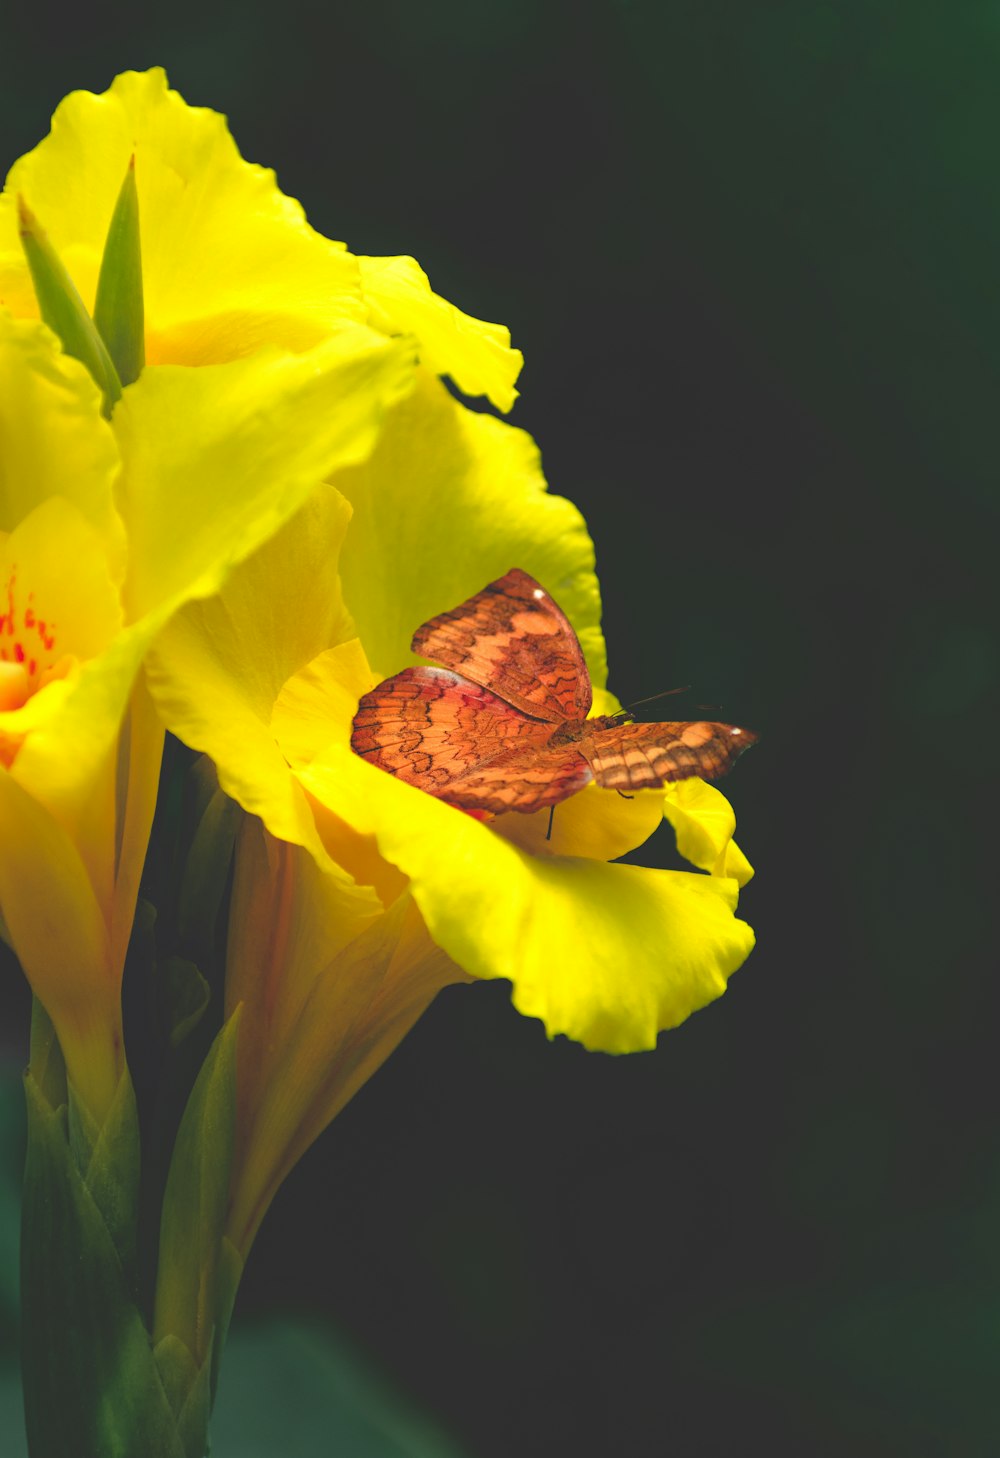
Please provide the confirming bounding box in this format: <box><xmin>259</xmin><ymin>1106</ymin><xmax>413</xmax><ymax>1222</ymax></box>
<box><xmin>427</xmin><ymin>743</ymin><xmax>593</xmax><ymax>816</ymax></box>
<box><xmin>351</xmin><ymin>665</ymin><xmax>554</xmax><ymax>794</ymax></box>
<box><xmin>580</xmin><ymin>720</ymin><xmax>757</xmax><ymax>792</ymax></box>
<box><xmin>410</xmin><ymin>567</ymin><xmax>592</xmax><ymax>724</ymax></box>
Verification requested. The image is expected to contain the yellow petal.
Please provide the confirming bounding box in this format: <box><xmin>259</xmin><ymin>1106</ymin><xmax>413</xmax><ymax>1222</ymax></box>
<box><xmin>111</xmin><ymin>676</ymin><xmax>165</xmax><ymax>976</ymax></box>
<box><xmin>224</xmin><ymin>823</ymin><xmax>462</xmax><ymax>1254</ymax></box>
<box><xmin>662</xmin><ymin>778</ymin><xmax>755</xmax><ymax>887</ymax></box>
<box><xmin>359</xmin><ymin>254</ymin><xmax>522</xmax><ymax>412</ymax></box>
<box><xmin>492</xmin><ymin>781</ymin><xmax>666</xmax><ymax>860</ymax></box>
<box><xmin>0</xmin><ymin>313</ymin><xmax>124</xmax><ymax>575</ymax></box>
<box><xmin>0</xmin><ymin>495</ymin><xmax>122</xmax><ymax>672</ymax></box>
<box><xmin>271</xmin><ymin>639</ymin><xmax>373</xmax><ymax>771</ymax></box>
<box><xmin>115</xmin><ymin>326</ymin><xmax>415</xmax><ymax>622</ymax></box>
<box><xmin>300</xmin><ymin>745</ymin><xmax>755</xmax><ymax>1053</ymax></box>
<box><xmin>144</xmin><ymin>487</ymin><xmax>356</xmax><ymax>859</ymax></box>
<box><xmin>487</xmin><ymin>688</ymin><xmax>663</xmax><ymax>859</ymax></box>
<box><xmin>334</xmin><ymin>369</ymin><xmax>606</xmax><ymax>688</ymax></box>
<box><xmin>1</xmin><ymin>68</ymin><xmax>364</xmax><ymax>362</ymax></box>
<box><xmin>0</xmin><ymin>768</ymin><xmax>122</xmax><ymax>1115</ymax></box>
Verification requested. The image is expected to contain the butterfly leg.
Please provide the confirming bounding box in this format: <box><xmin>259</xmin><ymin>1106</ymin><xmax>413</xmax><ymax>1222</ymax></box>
<box><xmin>616</xmin><ymin>790</ymin><xmax>634</xmax><ymax>800</ymax></box>
<box><xmin>546</xmin><ymin>805</ymin><xmax>555</xmax><ymax>841</ymax></box>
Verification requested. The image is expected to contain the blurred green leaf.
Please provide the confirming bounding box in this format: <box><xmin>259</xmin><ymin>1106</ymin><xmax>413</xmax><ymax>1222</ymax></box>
<box><xmin>20</xmin><ymin>1072</ymin><xmax>184</xmax><ymax>1458</ymax></box>
<box><xmin>0</xmin><ymin>1364</ymin><xmax>25</xmax><ymax>1457</ymax></box>
<box><xmin>212</xmin><ymin>1320</ymin><xmax>470</xmax><ymax>1458</ymax></box>
<box><xmin>0</xmin><ymin>1070</ymin><xmax>24</xmax><ymax>1336</ymax></box>
<box><xmin>154</xmin><ymin>1008</ymin><xmax>241</xmax><ymax>1372</ymax></box>
<box><xmin>157</xmin><ymin>957</ymin><xmax>211</xmax><ymax>1051</ymax></box>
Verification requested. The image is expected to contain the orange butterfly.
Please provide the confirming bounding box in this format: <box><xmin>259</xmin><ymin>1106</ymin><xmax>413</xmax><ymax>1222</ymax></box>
<box><xmin>351</xmin><ymin>568</ymin><xmax>756</xmax><ymax>816</ymax></box>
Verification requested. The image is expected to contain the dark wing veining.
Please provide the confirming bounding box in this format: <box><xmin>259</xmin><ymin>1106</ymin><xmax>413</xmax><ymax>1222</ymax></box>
<box><xmin>424</xmin><ymin>742</ymin><xmax>593</xmax><ymax>815</ymax></box>
<box><xmin>410</xmin><ymin>567</ymin><xmax>592</xmax><ymax>724</ymax></box>
<box><xmin>351</xmin><ymin>665</ymin><xmax>553</xmax><ymax>798</ymax></box>
<box><xmin>580</xmin><ymin>720</ymin><xmax>757</xmax><ymax>791</ymax></box>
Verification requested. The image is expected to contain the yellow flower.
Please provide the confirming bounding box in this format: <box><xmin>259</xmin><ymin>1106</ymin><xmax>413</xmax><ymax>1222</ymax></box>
<box><xmin>0</xmin><ymin>64</ymin><xmax>523</xmax><ymax>1124</ymax></box>
<box><xmin>0</xmin><ymin>309</ymin><xmax>414</xmax><ymax>1122</ymax></box>
<box><xmin>0</xmin><ymin>67</ymin><xmax>521</xmax><ymax>406</ymax></box>
<box><xmin>146</xmin><ymin>372</ymin><xmax>755</xmax><ymax>1253</ymax></box>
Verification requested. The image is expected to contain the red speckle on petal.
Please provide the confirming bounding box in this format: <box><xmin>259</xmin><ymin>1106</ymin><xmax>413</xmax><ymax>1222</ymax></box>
<box><xmin>0</xmin><ymin>563</ymin><xmax>59</xmax><ymax>691</ymax></box>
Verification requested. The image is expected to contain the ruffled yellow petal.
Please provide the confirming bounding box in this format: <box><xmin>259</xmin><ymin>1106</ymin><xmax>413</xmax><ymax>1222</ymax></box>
<box><xmin>0</xmin><ymin>313</ymin><xmax>123</xmax><ymax>573</ymax></box>
<box><xmin>300</xmin><ymin>744</ymin><xmax>754</xmax><ymax>1053</ymax></box>
<box><xmin>144</xmin><ymin>487</ymin><xmax>356</xmax><ymax>859</ymax></box>
<box><xmin>662</xmin><ymin>778</ymin><xmax>755</xmax><ymax>887</ymax></box>
<box><xmin>0</xmin><ymin>68</ymin><xmax>364</xmax><ymax>363</ymax></box>
<box><xmin>115</xmin><ymin>327</ymin><xmax>415</xmax><ymax>622</ymax></box>
<box><xmin>334</xmin><ymin>369</ymin><xmax>606</xmax><ymax>686</ymax></box>
<box><xmin>358</xmin><ymin>254</ymin><xmax>522</xmax><ymax>412</ymax></box>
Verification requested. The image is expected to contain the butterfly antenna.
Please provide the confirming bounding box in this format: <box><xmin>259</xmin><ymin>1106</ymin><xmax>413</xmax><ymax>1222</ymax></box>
<box><xmin>625</xmin><ymin>685</ymin><xmax>692</xmax><ymax>713</ymax></box>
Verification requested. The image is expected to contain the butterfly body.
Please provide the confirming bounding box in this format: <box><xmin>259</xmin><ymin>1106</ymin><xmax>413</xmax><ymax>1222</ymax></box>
<box><xmin>351</xmin><ymin>569</ymin><xmax>756</xmax><ymax>816</ymax></box>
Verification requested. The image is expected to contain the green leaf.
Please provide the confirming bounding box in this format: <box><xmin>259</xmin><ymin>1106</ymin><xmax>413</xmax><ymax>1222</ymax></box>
<box><xmin>177</xmin><ymin>770</ymin><xmax>240</xmax><ymax>971</ymax></box>
<box><xmin>93</xmin><ymin>156</ymin><xmax>145</xmax><ymax>387</ymax></box>
<box><xmin>210</xmin><ymin>1236</ymin><xmax>244</xmax><ymax>1402</ymax></box>
<box><xmin>17</xmin><ymin>195</ymin><xmax>123</xmax><ymax>414</ymax></box>
<box><xmin>66</xmin><ymin>1066</ymin><xmax>142</xmax><ymax>1274</ymax></box>
<box><xmin>157</xmin><ymin>956</ymin><xmax>212</xmax><ymax>1050</ymax></box>
<box><xmin>154</xmin><ymin>1334</ymin><xmax>212</xmax><ymax>1458</ymax></box>
<box><xmin>0</xmin><ymin>1072</ymin><xmax>24</xmax><ymax>1334</ymax></box>
<box><xmin>20</xmin><ymin>1073</ymin><xmax>186</xmax><ymax>1458</ymax></box>
<box><xmin>154</xmin><ymin>1007</ymin><xmax>242</xmax><ymax>1371</ymax></box>
<box><xmin>211</xmin><ymin>1321</ymin><xmax>471</xmax><ymax>1458</ymax></box>
<box><xmin>28</xmin><ymin>997</ymin><xmax>66</xmax><ymax>1113</ymax></box>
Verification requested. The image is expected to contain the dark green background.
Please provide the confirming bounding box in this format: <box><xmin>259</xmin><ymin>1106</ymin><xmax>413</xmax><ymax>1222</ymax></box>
<box><xmin>1</xmin><ymin>3</ymin><xmax>997</xmax><ymax>1454</ymax></box>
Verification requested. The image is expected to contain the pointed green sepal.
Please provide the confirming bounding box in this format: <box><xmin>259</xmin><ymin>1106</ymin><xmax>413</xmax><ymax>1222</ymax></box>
<box><xmin>20</xmin><ymin>1071</ymin><xmax>187</xmax><ymax>1458</ymax></box>
<box><xmin>177</xmin><ymin>763</ymin><xmax>240</xmax><ymax>971</ymax></box>
<box><xmin>157</xmin><ymin>955</ymin><xmax>212</xmax><ymax>1050</ymax></box>
<box><xmin>94</xmin><ymin>155</ymin><xmax>146</xmax><ymax>387</ymax></box>
<box><xmin>17</xmin><ymin>194</ymin><xmax>123</xmax><ymax>414</ymax></box>
<box><xmin>210</xmin><ymin>1235</ymin><xmax>245</xmax><ymax>1401</ymax></box>
<box><xmin>65</xmin><ymin>1065</ymin><xmax>142</xmax><ymax>1275</ymax></box>
<box><xmin>28</xmin><ymin>995</ymin><xmax>68</xmax><ymax>1112</ymax></box>
<box><xmin>154</xmin><ymin>1006</ymin><xmax>243</xmax><ymax>1370</ymax></box>
<box><xmin>154</xmin><ymin>1333</ymin><xmax>214</xmax><ymax>1458</ymax></box>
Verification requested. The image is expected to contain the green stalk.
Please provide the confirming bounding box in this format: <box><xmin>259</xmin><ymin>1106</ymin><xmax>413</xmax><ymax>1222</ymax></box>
<box><xmin>20</xmin><ymin>1016</ymin><xmax>185</xmax><ymax>1457</ymax></box>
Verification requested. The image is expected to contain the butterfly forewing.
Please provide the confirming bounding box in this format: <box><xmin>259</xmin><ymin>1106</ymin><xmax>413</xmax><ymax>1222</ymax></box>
<box><xmin>351</xmin><ymin>665</ymin><xmax>554</xmax><ymax>794</ymax></box>
<box><xmin>580</xmin><ymin>720</ymin><xmax>757</xmax><ymax>792</ymax></box>
<box><xmin>410</xmin><ymin>567</ymin><xmax>592</xmax><ymax>724</ymax></box>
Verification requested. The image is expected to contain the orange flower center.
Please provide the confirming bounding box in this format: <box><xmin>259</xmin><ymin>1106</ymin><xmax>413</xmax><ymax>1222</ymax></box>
<box><xmin>0</xmin><ymin>563</ymin><xmax>74</xmax><ymax>762</ymax></box>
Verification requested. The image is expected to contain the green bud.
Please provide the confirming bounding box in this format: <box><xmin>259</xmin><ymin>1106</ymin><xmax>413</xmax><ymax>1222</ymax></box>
<box><xmin>154</xmin><ymin>1007</ymin><xmax>242</xmax><ymax>1369</ymax></box>
<box><xmin>17</xmin><ymin>195</ymin><xmax>123</xmax><ymax>415</ymax></box>
<box><xmin>94</xmin><ymin>155</ymin><xmax>146</xmax><ymax>387</ymax></box>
